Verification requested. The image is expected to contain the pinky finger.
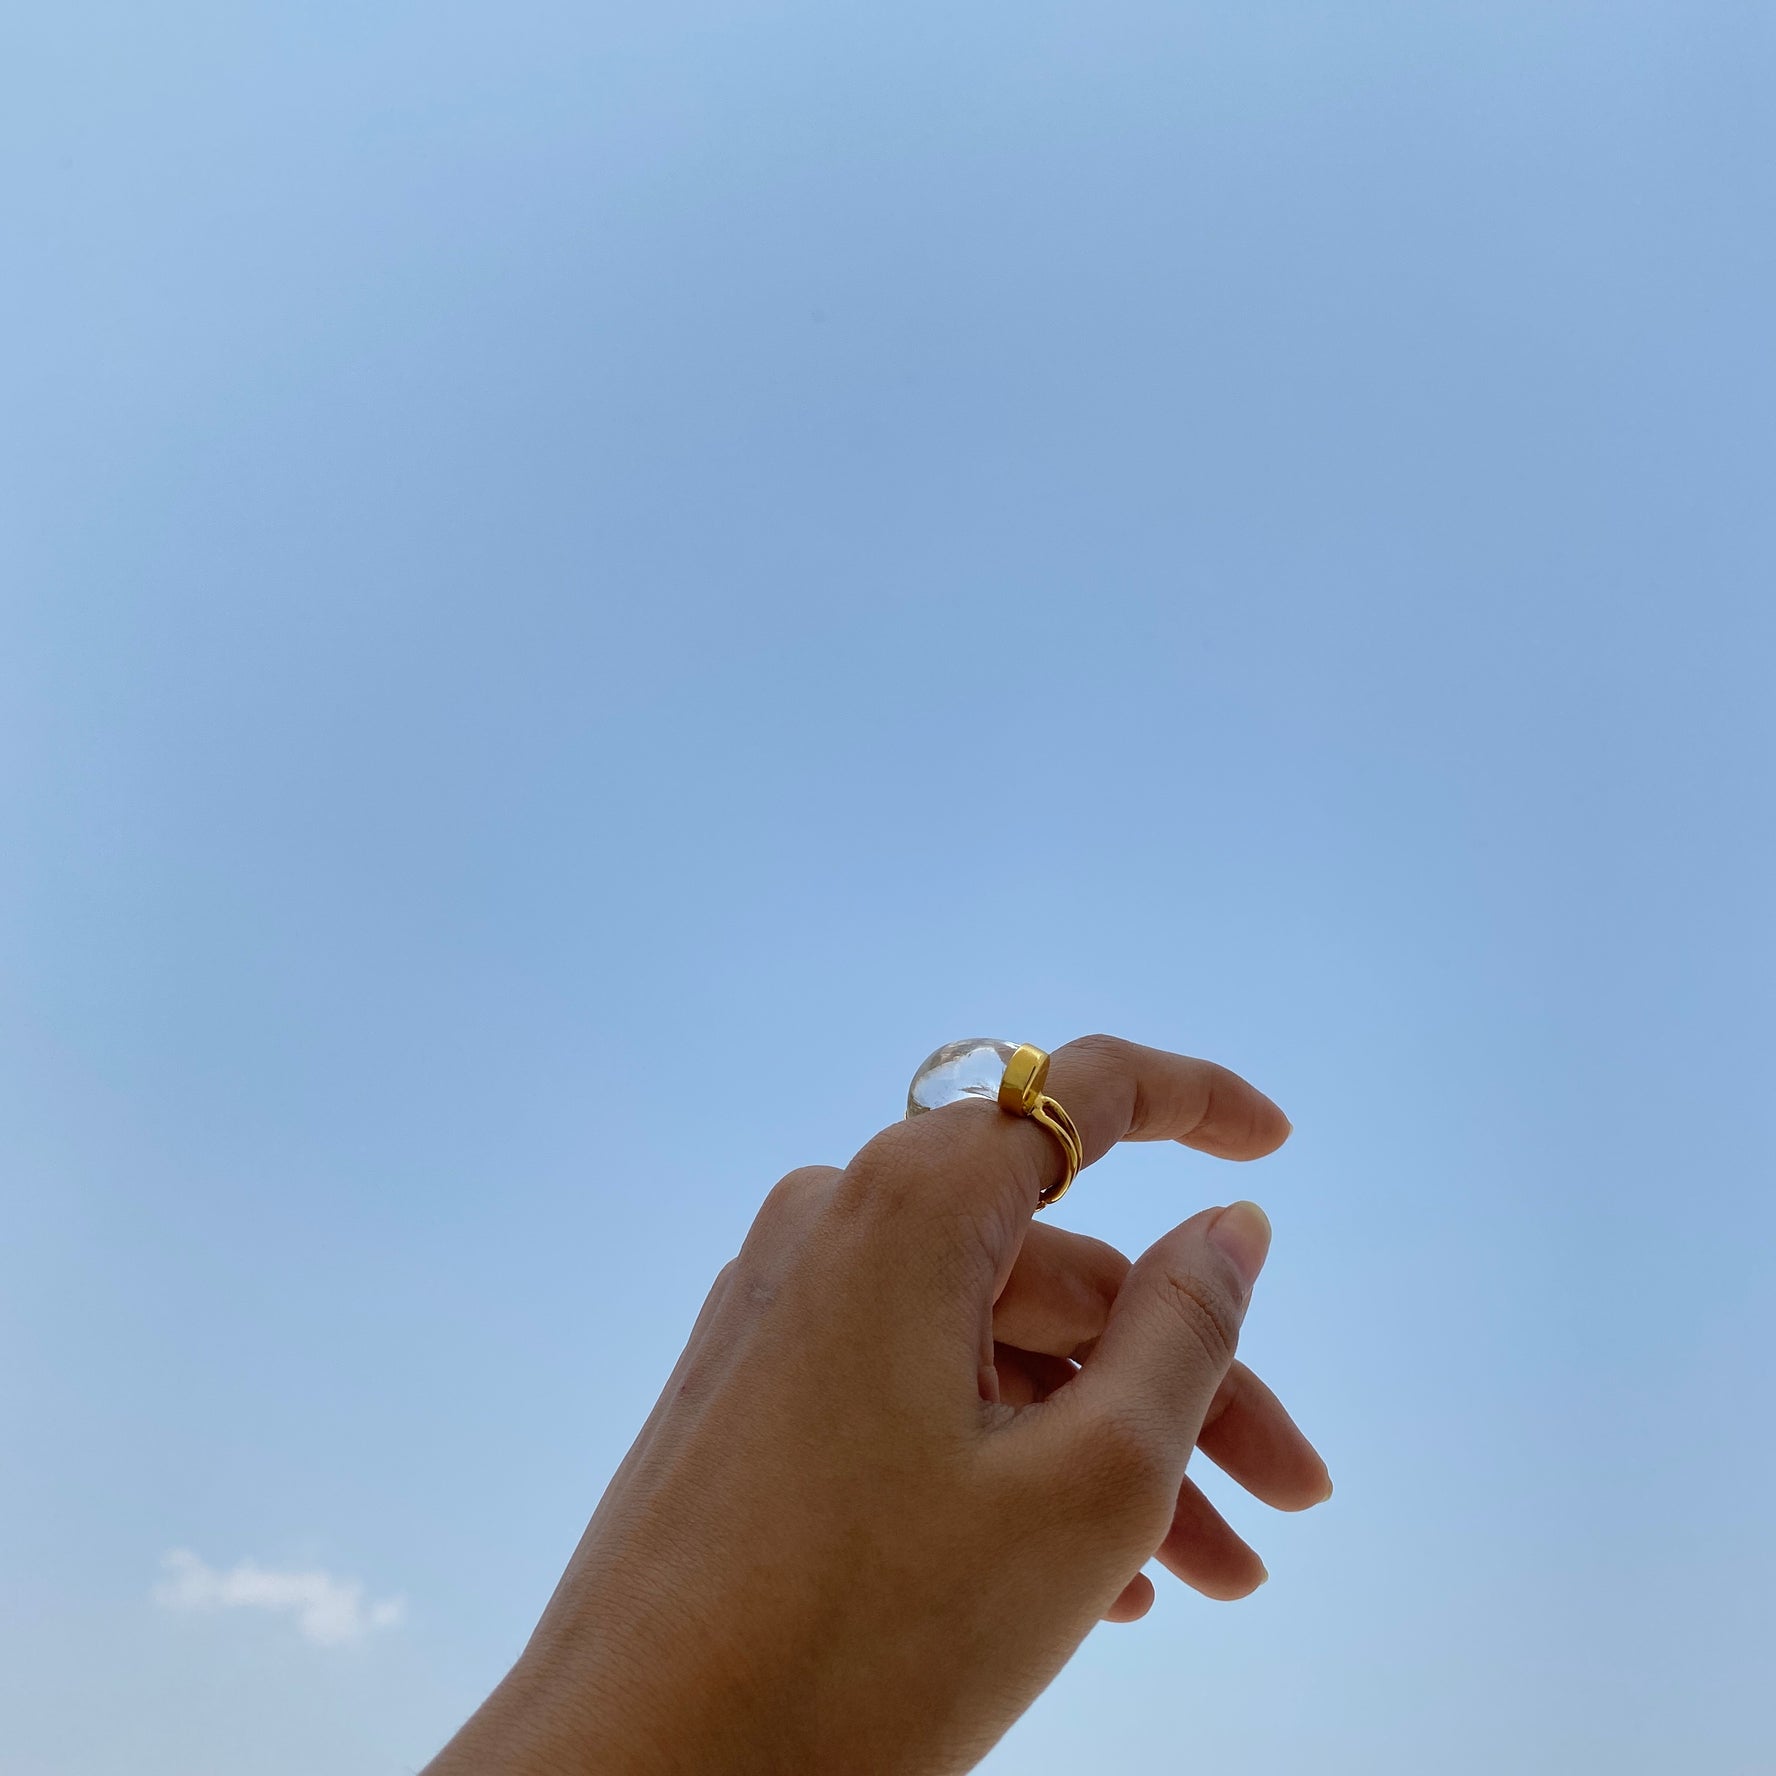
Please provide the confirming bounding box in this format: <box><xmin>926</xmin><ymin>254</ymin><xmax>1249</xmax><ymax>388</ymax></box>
<box><xmin>1153</xmin><ymin>1476</ymin><xmax>1268</xmax><ymax>1602</ymax></box>
<box><xmin>1101</xmin><ymin>1570</ymin><xmax>1156</xmax><ymax>1624</ymax></box>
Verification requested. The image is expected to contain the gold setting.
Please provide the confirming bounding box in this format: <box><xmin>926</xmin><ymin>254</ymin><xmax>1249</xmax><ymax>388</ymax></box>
<box><xmin>997</xmin><ymin>1043</ymin><xmax>1084</xmax><ymax>1208</ymax></box>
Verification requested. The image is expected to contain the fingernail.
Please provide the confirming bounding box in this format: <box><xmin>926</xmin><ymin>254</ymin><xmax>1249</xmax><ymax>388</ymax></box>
<box><xmin>1207</xmin><ymin>1200</ymin><xmax>1272</xmax><ymax>1298</ymax></box>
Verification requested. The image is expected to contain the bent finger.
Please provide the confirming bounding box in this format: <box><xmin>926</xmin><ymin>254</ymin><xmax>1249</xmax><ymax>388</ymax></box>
<box><xmin>1154</xmin><ymin>1476</ymin><xmax>1268</xmax><ymax>1602</ymax></box>
<box><xmin>992</xmin><ymin>1222</ymin><xmax>1130</xmax><ymax>1357</ymax></box>
<box><xmin>992</xmin><ymin>1345</ymin><xmax>1076</xmax><ymax>1409</ymax></box>
<box><xmin>1198</xmin><ymin>1361</ymin><xmax>1333</xmax><ymax>1512</ymax></box>
<box><xmin>840</xmin><ymin>1037</ymin><xmax>1289</xmax><ymax>1334</ymax></box>
<box><xmin>889</xmin><ymin>1035</ymin><xmax>1290</xmax><ymax>1220</ymax></box>
<box><xmin>1101</xmin><ymin>1570</ymin><xmax>1155</xmax><ymax>1624</ymax></box>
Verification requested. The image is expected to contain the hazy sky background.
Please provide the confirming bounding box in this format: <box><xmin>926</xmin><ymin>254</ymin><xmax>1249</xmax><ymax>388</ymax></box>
<box><xmin>3</xmin><ymin>4</ymin><xmax>1773</xmax><ymax>1772</ymax></box>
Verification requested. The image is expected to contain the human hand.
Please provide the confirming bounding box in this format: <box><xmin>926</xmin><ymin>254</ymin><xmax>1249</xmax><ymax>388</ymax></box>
<box><xmin>426</xmin><ymin>1035</ymin><xmax>1331</xmax><ymax>1775</ymax></box>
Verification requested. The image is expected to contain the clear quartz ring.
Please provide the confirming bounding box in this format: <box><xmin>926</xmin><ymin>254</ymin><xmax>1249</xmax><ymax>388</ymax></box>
<box><xmin>905</xmin><ymin>1038</ymin><xmax>1085</xmax><ymax>1209</ymax></box>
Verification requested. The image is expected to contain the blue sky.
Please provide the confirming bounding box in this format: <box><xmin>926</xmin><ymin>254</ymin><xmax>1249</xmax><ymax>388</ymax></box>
<box><xmin>2</xmin><ymin>4</ymin><xmax>1772</xmax><ymax>1771</ymax></box>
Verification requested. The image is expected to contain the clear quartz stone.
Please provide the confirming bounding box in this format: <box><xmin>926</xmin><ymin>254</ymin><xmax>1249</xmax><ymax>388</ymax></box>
<box><xmin>906</xmin><ymin>1038</ymin><xmax>1018</xmax><ymax>1119</ymax></box>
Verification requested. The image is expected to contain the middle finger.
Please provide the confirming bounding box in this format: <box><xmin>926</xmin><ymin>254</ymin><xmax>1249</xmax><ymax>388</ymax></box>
<box><xmin>991</xmin><ymin>1220</ymin><xmax>1130</xmax><ymax>1356</ymax></box>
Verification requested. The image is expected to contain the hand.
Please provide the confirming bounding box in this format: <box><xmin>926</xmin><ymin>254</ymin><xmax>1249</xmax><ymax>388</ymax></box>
<box><xmin>425</xmin><ymin>1035</ymin><xmax>1331</xmax><ymax>1775</ymax></box>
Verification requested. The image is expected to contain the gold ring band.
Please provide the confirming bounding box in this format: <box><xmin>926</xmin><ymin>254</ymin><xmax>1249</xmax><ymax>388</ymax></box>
<box><xmin>997</xmin><ymin>1043</ymin><xmax>1084</xmax><ymax>1209</ymax></box>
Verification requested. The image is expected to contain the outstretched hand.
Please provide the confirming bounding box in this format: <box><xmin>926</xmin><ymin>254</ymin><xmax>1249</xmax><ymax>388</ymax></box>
<box><xmin>427</xmin><ymin>1034</ymin><xmax>1331</xmax><ymax>1775</ymax></box>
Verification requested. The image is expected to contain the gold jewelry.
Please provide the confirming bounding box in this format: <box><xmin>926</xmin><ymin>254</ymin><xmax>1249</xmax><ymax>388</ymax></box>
<box><xmin>904</xmin><ymin>1038</ymin><xmax>1085</xmax><ymax>1211</ymax></box>
<box><xmin>997</xmin><ymin>1043</ymin><xmax>1084</xmax><ymax>1208</ymax></box>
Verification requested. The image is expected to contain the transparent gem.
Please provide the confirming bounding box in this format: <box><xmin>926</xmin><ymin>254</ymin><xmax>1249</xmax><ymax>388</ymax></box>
<box><xmin>906</xmin><ymin>1038</ymin><xmax>1018</xmax><ymax>1119</ymax></box>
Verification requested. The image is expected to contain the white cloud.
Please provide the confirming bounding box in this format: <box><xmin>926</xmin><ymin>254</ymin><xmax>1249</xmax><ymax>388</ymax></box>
<box><xmin>154</xmin><ymin>1549</ymin><xmax>405</xmax><ymax>1647</ymax></box>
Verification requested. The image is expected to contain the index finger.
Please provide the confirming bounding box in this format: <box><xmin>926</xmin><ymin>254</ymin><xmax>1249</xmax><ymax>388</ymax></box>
<box><xmin>1045</xmin><ymin>1034</ymin><xmax>1292</xmax><ymax>1168</ymax></box>
<box><xmin>847</xmin><ymin>1034</ymin><xmax>1289</xmax><ymax>1255</ymax></box>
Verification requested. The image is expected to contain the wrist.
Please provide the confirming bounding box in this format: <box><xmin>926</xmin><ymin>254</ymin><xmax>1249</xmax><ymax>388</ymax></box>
<box><xmin>426</xmin><ymin>1640</ymin><xmax>640</xmax><ymax>1776</ymax></box>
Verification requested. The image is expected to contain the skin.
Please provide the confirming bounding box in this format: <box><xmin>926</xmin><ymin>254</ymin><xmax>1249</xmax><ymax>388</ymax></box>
<box><xmin>425</xmin><ymin>1034</ymin><xmax>1331</xmax><ymax>1775</ymax></box>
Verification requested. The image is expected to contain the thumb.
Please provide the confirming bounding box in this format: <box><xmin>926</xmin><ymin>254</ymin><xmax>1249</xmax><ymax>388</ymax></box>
<box><xmin>1061</xmin><ymin>1201</ymin><xmax>1273</xmax><ymax>1488</ymax></box>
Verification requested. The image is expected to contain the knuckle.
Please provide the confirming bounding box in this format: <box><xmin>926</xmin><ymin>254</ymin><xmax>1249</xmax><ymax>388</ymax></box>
<box><xmin>840</xmin><ymin>1118</ymin><xmax>922</xmax><ymax>1187</ymax></box>
<box><xmin>1045</xmin><ymin>1251</ymin><xmax>1124</xmax><ymax>1350</ymax></box>
<box><xmin>780</xmin><ymin>1163</ymin><xmax>840</xmax><ymax>1197</ymax></box>
<box><xmin>828</xmin><ymin>1151</ymin><xmax>899</xmax><ymax>1225</ymax></box>
<box><xmin>693</xmin><ymin>1259</ymin><xmax>741</xmax><ymax>1324</ymax></box>
<box><xmin>837</xmin><ymin>1113</ymin><xmax>971</xmax><ymax>1214</ymax></box>
<box><xmin>1062</xmin><ymin>1032</ymin><xmax>1126</xmax><ymax>1072</ymax></box>
<box><xmin>830</xmin><ymin>1121</ymin><xmax>1003</xmax><ymax>1294</ymax></box>
<box><xmin>1076</xmin><ymin>1233</ymin><xmax>1132</xmax><ymax>1304</ymax></box>
<box><xmin>746</xmin><ymin>1165</ymin><xmax>840</xmax><ymax>1249</ymax></box>
<box><xmin>1087</xmin><ymin>1409</ymin><xmax>1171</xmax><ymax>1495</ymax></box>
<box><xmin>1038</xmin><ymin>1409</ymin><xmax>1177</xmax><ymax>1551</ymax></box>
<box><xmin>1054</xmin><ymin>1033</ymin><xmax>1138</xmax><ymax>1140</ymax></box>
<box><xmin>1153</xmin><ymin>1268</ymin><xmax>1242</xmax><ymax>1369</ymax></box>
<box><xmin>1197</xmin><ymin>1066</ymin><xmax>1260</xmax><ymax>1157</ymax></box>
